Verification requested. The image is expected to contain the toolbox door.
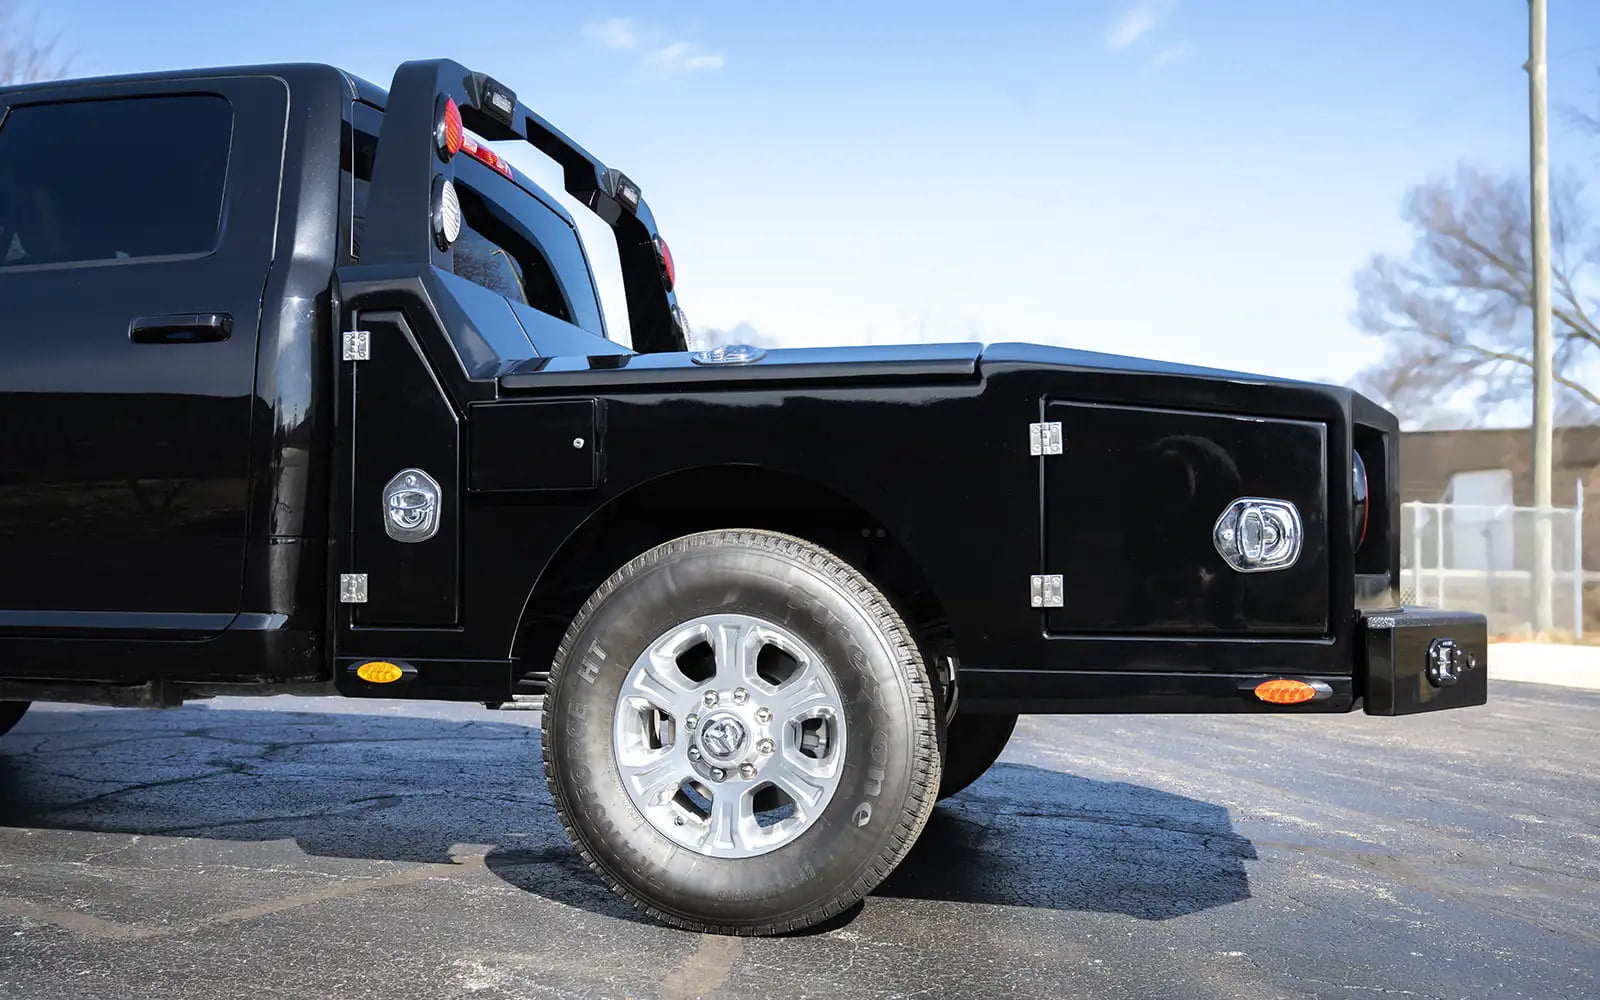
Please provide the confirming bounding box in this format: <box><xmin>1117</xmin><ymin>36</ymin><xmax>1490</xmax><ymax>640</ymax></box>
<box><xmin>344</xmin><ymin>309</ymin><xmax>462</xmax><ymax>627</ymax></box>
<box><xmin>1042</xmin><ymin>402</ymin><xmax>1329</xmax><ymax>636</ymax></box>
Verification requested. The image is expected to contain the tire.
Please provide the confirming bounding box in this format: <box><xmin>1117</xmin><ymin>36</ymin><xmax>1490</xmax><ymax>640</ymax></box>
<box><xmin>937</xmin><ymin>712</ymin><xmax>1018</xmax><ymax>800</ymax></box>
<box><xmin>542</xmin><ymin>529</ymin><xmax>941</xmax><ymax>935</ymax></box>
<box><xmin>0</xmin><ymin>702</ymin><xmax>29</xmax><ymax>738</ymax></box>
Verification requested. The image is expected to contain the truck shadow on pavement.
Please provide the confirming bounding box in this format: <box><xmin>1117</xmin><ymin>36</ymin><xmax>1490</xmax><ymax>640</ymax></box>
<box><xmin>0</xmin><ymin>706</ymin><xmax>1254</xmax><ymax>928</ymax></box>
<box><xmin>878</xmin><ymin>763</ymin><xmax>1257</xmax><ymax>920</ymax></box>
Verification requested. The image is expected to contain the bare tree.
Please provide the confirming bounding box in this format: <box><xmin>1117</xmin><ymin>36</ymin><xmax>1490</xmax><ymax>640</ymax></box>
<box><xmin>0</xmin><ymin>2</ymin><xmax>69</xmax><ymax>87</ymax></box>
<box><xmin>1352</xmin><ymin>164</ymin><xmax>1600</xmax><ymax>429</ymax></box>
<box><xmin>696</xmin><ymin>322</ymin><xmax>784</xmax><ymax>349</ymax></box>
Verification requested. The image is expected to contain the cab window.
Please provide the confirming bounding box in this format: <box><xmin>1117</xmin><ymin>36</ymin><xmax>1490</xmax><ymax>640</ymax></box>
<box><xmin>0</xmin><ymin>95</ymin><xmax>232</xmax><ymax>268</ymax></box>
<box><xmin>454</xmin><ymin>182</ymin><xmax>572</xmax><ymax>323</ymax></box>
<box><xmin>453</xmin><ymin>162</ymin><xmax>606</xmax><ymax>335</ymax></box>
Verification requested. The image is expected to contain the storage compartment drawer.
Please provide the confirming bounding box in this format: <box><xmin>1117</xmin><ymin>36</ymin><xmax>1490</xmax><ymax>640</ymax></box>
<box><xmin>1361</xmin><ymin>607</ymin><xmax>1488</xmax><ymax>715</ymax></box>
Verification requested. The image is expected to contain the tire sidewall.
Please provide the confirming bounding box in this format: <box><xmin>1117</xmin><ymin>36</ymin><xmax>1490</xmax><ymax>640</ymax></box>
<box><xmin>546</xmin><ymin>537</ymin><xmax>929</xmax><ymax>926</ymax></box>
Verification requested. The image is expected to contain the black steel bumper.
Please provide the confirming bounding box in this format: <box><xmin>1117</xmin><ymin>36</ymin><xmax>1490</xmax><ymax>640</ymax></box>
<box><xmin>1360</xmin><ymin>607</ymin><xmax>1489</xmax><ymax>715</ymax></box>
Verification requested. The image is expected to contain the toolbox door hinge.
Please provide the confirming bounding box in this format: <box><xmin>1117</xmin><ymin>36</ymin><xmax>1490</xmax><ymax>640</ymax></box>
<box><xmin>339</xmin><ymin>574</ymin><xmax>369</xmax><ymax>604</ymax></box>
<box><xmin>1029</xmin><ymin>574</ymin><xmax>1064</xmax><ymax>608</ymax></box>
<box><xmin>1028</xmin><ymin>421</ymin><xmax>1062</xmax><ymax>456</ymax></box>
<box><xmin>342</xmin><ymin>330</ymin><xmax>371</xmax><ymax>362</ymax></box>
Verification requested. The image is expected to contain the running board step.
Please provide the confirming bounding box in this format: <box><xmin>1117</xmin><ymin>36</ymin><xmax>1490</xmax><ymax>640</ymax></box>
<box><xmin>486</xmin><ymin>694</ymin><xmax>543</xmax><ymax>711</ymax></box>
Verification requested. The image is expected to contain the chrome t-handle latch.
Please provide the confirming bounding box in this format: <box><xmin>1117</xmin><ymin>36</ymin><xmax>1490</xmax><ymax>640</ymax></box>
<box><xmin>1213</xmin><ymin>498</ymin><xmax>1302</xmax><ymax>573</ymax></box>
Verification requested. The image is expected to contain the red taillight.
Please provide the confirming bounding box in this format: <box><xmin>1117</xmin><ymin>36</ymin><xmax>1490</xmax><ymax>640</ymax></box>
<box><xmin>461</xmin><ymin>136</ymin><xmax>513</xmax><ymax>179</ymax></box>
<box><xmin>437</xmin><ymin>97</ymin><xmax>464</xmax><ymax>160</ymax></box>
<box><xmin>654</xmin><ymin>236</ymin><xmax>675</xmax><ymax>291</ymax></box>
<box><xmin>1352</xmin><ymin>451</ymin><xmax>1370</xmax><ymax>550</ymax></box>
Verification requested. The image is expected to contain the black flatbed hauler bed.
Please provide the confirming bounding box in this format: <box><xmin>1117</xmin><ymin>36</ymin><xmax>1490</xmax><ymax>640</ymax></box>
<box><xmin>0</xmin><ymin>59</ymin><xmax>1487</xmax><ymax>935</ymax></box>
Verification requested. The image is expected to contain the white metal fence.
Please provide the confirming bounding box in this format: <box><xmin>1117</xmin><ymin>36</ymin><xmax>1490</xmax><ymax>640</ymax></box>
<box><xmin>1400</xmin><ymin>493</ymin><xmax>1591</xmax><ymax>638</ymax></box>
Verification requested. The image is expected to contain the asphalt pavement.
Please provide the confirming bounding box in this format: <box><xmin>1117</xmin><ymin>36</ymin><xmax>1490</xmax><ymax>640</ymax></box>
<box><xmin>0</xmin><ymin>682</ymin><xmax>1595</xmax><ymax>1000</ymax></box>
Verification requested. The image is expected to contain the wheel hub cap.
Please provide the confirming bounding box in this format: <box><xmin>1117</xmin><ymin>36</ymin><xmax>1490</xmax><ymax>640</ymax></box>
<box><xmin>697</xmin><ymin>713</ymin><xmax>747</xmax><ymax>762</ymax></box>
<box><xmin>610</xmin><ymin>613</ymin><xmax>848</xmax><ymax>859</ymax></box>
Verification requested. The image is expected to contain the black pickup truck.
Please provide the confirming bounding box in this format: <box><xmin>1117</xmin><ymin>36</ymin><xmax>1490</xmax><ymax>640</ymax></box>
<box><xmin>0</xmin><ymin>59</ymin><xmax>1487</xmax><ymax>935</ymax></box>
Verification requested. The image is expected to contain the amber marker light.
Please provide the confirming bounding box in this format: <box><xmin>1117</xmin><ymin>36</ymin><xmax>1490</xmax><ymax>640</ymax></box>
<box><xmin>355</xmin><ymin>661</ymin><xmax>405</xmax><ymax>684</ymax></box>
<box><xmin>1254</xmin><ymin>679</ymin><xmax>1317</xmax><ymax>705</ymax></box>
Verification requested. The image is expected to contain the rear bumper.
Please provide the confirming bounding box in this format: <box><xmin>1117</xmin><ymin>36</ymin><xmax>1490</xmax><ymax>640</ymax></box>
<box><xmin>1360</xmin><ymin>607</ymin><xmax>1488</xmax><ymax>715</ymax></box>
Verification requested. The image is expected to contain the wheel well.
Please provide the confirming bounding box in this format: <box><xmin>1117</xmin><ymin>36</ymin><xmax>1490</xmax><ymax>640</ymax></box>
<box><xmin>509</xmin><ymin>466</ymin><xmax>953</xmax><ymax>693</ymax></box>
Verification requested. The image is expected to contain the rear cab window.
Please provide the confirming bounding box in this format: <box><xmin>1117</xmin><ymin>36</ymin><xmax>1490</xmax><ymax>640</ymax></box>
<box><xmin>347</xmin><ymin>116</ymin><xmax>607</xmax><ymax>338</ymax></box>
<box><xmin>0</xmin><ymin>95</ymin><xmax>232</xmax><ymax>269</ymax></box>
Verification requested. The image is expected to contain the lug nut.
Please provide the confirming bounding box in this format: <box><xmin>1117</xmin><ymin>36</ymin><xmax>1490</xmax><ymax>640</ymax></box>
<box><xmin>755</xmin><ymin>708</ymin><xmax>772</xmax><ymax>724</ymax></box>
<box><xmin>688</xmin><ymin>746</ymin><xmax>701</xmax><ymax>761</ymax></box>
<box><xmin>739</xmin><ymin>763</ymin><xmax>756</xmax><ymax>780</ymax></box>
<box><xmin>757</xmin><ymin>738</ymin><xmax>775</xmax><ymax>755</ymax></box>
<box><xmin>686</xmin><ymin>714</ymin><xmax>698</xmax><ymax>730</ymax></box>
<box><xmin>710</xmin><ymin>768</ymin><xmax>726</xmax><ymax>782</ymax></box>
<box><xmin>732</xmin><ymin>687</ymin><xmax>748</xmax><ymax>705</ymax></box>
<box><xmin>703</xmin><ymin>690</ymin><xmax>719</xmax><ymax>707</ymax></box>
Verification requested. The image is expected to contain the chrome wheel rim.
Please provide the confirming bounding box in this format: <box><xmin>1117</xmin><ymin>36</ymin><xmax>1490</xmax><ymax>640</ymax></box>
<box><xmin>611</xmin><ymin>613</ymin><xmax>847</xmax><ymax>859</ymax></box>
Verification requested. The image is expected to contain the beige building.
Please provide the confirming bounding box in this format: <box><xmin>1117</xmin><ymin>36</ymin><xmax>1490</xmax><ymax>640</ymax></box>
<box><xmin>1400</xmin><ymin>426</ymin><xmax>1600</xmax><ymax>508</ymax></box>
<box><xmin>1400</xmin><ymin>427</ymin><xmax>1599</xmax><ymax>635</ymax></box>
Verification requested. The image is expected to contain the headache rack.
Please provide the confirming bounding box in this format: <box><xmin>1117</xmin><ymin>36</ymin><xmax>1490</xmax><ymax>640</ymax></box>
<box><xmin>358</xmin><ymin>58</ymin><xmax>685</xmax><ymax>354</ymax></box>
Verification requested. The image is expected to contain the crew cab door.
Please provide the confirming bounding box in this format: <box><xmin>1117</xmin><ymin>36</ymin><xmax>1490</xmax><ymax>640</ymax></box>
<box><xmin>0</xmin><ymin>77</ymin><xmax>286</xmax><ymax>634</ymax></box>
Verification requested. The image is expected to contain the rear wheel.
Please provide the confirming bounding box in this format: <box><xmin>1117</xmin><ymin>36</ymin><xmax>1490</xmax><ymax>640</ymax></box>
<box><xmin>0</xmin><ymin>702</ymin><xmax>30</xmax><ymax>738</ymax></box>
<box><xmin>542</xmin><ymin>529</ymin><xmax>941</xmax><ymax>935</ymax></box>
<box><xmin>937</xmin><ymin>713</ymin><xmax>1018</xmax><ymax>799</ymax></box>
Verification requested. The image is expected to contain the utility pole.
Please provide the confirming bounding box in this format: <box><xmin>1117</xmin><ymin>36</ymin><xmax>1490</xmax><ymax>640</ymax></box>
<box><xmin>1528</xmin><ymin>0</ymin><xmax>1555</xmax><ymax>636</ymax></box>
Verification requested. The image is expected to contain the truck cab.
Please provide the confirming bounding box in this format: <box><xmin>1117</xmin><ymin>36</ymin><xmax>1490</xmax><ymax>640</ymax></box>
<box><xmin>0</xmin><ymin>59</ymin><xmax>1488</xmax><ymax>935</ymax></box>
<box><xmin>0</xmin><ymin>62</ymin><xmax>680</xmax><ymax>691</ymax></box>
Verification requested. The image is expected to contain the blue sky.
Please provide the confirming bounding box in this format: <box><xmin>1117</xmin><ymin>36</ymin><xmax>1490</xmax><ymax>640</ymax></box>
<box><xmin>32</xmin><ymin>0</ymin><xmax>1600</xmax><ymax>383</ymax></box>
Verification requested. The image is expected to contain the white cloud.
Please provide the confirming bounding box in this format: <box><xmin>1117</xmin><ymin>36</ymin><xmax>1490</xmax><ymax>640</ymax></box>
<box><xmin>586</xmin><ymin>17</ymin><xmax>640</xmax><ymax>51</ymax></box>
<box><xmin>645</xmin><ymin>42</ymin><xmax>726</xmax><ymax>74</ymax></box>
<box><xmin>584</xmin><ymin>18</ymin><xmax>725</xmax><ymax>74</ymax></box>
<box><xmin>1106</xmin><ymin>0</ymin><xmax>1177</xmax><ymax>51</ymax></box>
<box><xmin>1149</xmin><ymin>44</ymin><xmax>1190</xmax><ymax>68</ymax></box>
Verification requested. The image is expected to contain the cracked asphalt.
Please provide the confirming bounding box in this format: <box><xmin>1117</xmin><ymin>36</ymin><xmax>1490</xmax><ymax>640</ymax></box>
<box><xmin>0</xmin><ymin>681</ymin><xmax>1595</xmax><ymax>1000</ymax></box>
